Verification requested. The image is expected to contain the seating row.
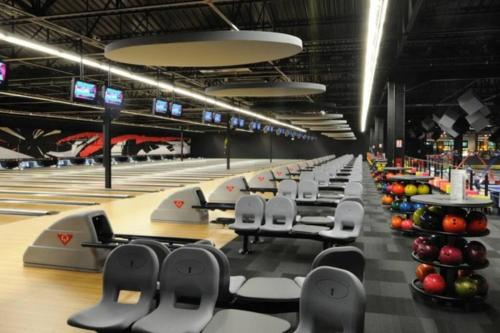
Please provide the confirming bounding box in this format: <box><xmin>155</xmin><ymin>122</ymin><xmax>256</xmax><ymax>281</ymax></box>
<box><xmin>68</xmin><ymin>242</ymin><xmax>366</xmax><ymax>333</ymax></box>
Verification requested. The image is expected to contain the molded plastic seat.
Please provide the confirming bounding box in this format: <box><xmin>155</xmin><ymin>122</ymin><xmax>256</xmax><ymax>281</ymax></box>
<box><xmin>319</xmin><ymin>201</ymin><xmax>364</xmax><ymax>241</ymax></box>
<box><xmin>132</xmin><ymin>247</ymin><xmax>219</xmax><ymax>333</ymax></box>
<box><xmin>130</xmin><ymin>239</ymin><xmax>170</xmax><ymax>267</ymax></box>
<box><xmin>67</xmin><ymin>244</ymin><xmax>159</xmax><ymax>332</ymax></box>
<box><xmin>294</xmin><ymin>246</ymin><xmax>365</xmax><ymax>287</ymax></box>
<box><xmin>259</xmin><ymin>196</ymin><xmax>296</xmax><ymax>233</ymax></box>
<box><xmin>202</xmin><ymin>309</ymin><xmax>291</xmax><ymax>333</ymax></box>
<box><xmin>277</xmin><ymin>179</ymin><xmax>298</xmax><ymax>200</ymax></box>
<box><xmin>297</xmin><ymin>180</ymin><xmax>318</xmax><ymax>202</ymax></box>
<box><xmin>299</xmin><ymin>172</ymin><xmax>314</xmax><ymax>182</ymax></box>
<box><xmin>230</xmin><ymin>195</ymin><xmax>265</xmax><ymax>232</ymax></box>
<box><xmin>185</xmin><ymin>243</ymin><xmax>246</xmax><ymax>303</ymax></box>
<box><xmin>293</xmin><ymin>267</ymin><xmax>366</xmax><ymax>333</ymax></box>
<box><xmin>291</xmin><ymin>224</ymin><xmax>330</xmax><ymax>235</ymax></box>
<box><xmin>344</xmin><ymin>182</ymin><xmax>363</xmax><ymax>197</ymax></box>
<box><xmin>313</xmin><ymin>170</ymin><xmax>330</xmax><ymax>187</ymax></box>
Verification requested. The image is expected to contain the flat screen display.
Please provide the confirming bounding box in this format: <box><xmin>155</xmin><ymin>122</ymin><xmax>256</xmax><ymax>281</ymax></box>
<box><xmin>238</xmin><ymin>118</ymin><xmax>245</xmax><ymax>128</ymax></box>
<box><xmin>153</xmin><ymin>98</ymin><xmax>169</xmax><ymax>115</ymax></box>
<box><xmin>231</xmin><ymin>117</ymin><xmax>239</xmax><ymax>127</ymax></box>
<box><xmin>256</xmin><ymin>122</ymin><xmax>261</xmax><ymax>131</ymax></box>
<box><xmin>104</xmin><ymin>87</ymin><xmax>124</xmax><ymax>107</ymax></box>
<box><xmin>72</xmin><ymin>79</ymin><xmax>98</xmax><ymax>102</ymax></box>
<box><xmin>0</xmin><ymin>61</ymin><xmax>7</xmax><ymax>86</ymax></box>
<box><xmin>170</xmin><ymin>103</ymin><xmax>183</xmax><ymax>117</ymax></box>
<box><xmin>214</xmin><ymin>113</ymin><xmax>222</xmax><ymax>124</ymax></box>
<box><xmin>203</xmin><ymin>110</ymin><xmax>213</xmax><ymax>123</ymax></box>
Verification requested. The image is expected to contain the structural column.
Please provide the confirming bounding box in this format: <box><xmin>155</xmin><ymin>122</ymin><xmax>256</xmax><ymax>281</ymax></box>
<box><xmin>102</xmin><ymin>113</ymin><xmax>112</xmax><ymax>189</ymax></box>
<box><xmin>386</xmin><ymin>82</ymin><xmax>405</xmax><ymax>166</ymax></box>
<box><xmin>374</xmin><ymin>117</ymin><xmax>384</xmax><ymax>153</ymax></box>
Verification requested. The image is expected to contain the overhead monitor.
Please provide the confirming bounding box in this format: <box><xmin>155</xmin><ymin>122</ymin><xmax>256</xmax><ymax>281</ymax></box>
<box><xmin>152</xmin><ymin>98</ymin><xmax>169</xmax><ymax>116</ymax></box>
<box><xmin>213</xmin><ymin>112</ymin><xmax>222</xmax><ymax>124</ymax></box>
<box><xmin>203</xmin><ymin>110</ymin><xmax>213</xmax><ymax>123</ymax></box>
<box><xmin>238</xmin><ymin>118</ymin><xmax>245</xmax><ymax>128</ymax></box>
<box><xmin>0</xmin><ymin>60</ymin><xmax>7</xmax><ymax>87</ymax></box>
<box><xmin>230</xmin><ymin>116</ymin><xmax>239</xmax><ymax>128</ymax></box>
<box><xmin>256</xmin><ymin>122</ymin><xmax>262</xmax><ymax>131</ymax></box>
<box><xmin>103</xmin><ymin>86</ymin><xmax>124</xmax><ymax>109</ymax></box>
<box><xmin>71</xmin><ymin>79</ymin><xmax>98</xmax><ymax>103</ymax></box>
<box><xmin>170</xmin><ymin>103</ymin><xmax>183</xmax><ymax>117</ymax></box>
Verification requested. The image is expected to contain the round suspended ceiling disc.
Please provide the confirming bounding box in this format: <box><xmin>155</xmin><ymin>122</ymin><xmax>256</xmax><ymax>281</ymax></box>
<box><xmin>105</xmin><ymin>30</ymin><xmax>303</xmax><ymax>67</ymax></box>
<box><xmin>205</xmin><ymin>82</ymin><xmax>326</xmax><ymax>97</ymax></box>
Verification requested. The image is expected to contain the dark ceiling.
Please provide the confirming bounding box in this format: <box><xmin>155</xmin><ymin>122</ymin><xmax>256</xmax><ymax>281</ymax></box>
<box><xmin>0</xmin><ymin>0</ymin><xmax>498</xmax><ymax>135</ymax></box>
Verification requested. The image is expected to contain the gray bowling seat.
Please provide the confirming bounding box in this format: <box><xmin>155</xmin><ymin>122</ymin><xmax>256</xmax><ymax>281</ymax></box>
<box><xmin>319</xmin><ymin>201</ymin><xmax>364</xmax><ymax>242</ymax></box>
<box><xmin>184</xmin><ymin>243</ymin><xmax>246</xmax><ymax>303</ymax></box>
<box><xmin>260</xmin><ymin>196</ymin><xmax>296</xmax><ymax>233</ymax></box>
<box><xmin>277</xmin><ymin>179</ymin><xmax>298</xmax><ymax>199</ymax></box>
<box><xmin>202</xmin><ymin>309</ymin><xmax>291</xmax><ymax>333</ymax></box>
<box><xmin>297</xmin><ymin>180</ymin><xmax>318</xmax><ymax>202</ymax></box>
<box><xmin>132</xmin><ymin>247</ymin><xmax>219</xmax><ymax>333</ymax></box>
<box><xmin>294</xmin><ymin>246</ymin><xmax>365</xmax><ymax>288</ymax></box>
<box><xmin>293</xmin><ymin>267</ymin><xmax>366</xmax><ymax>333</ymax></box>
<box><xmin>67</xmin><ymin>244</ymin><xmax>159</xmax><ymax>332</ymax></box>
<box><xmin>130</xmin><ymin>239</ymin><xmax>170</xmax><ymax>267</ymax></box>
<box><xmin>230</xmin><ymin>195</ymin><xmax>265</xmax><ymax>232</ymax></box>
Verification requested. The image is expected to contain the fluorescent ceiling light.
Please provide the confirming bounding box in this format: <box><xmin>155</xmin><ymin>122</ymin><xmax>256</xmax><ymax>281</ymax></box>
<box><xmin>276</xmin><ymin>114</ymin><xmax>343</xmax><ymax>120</ymax></box>
<box><xmin>291</xmin><ymin>120</ymin><xmax>347</xmax><ymax>126</ymax></box>
<box><xmin>360</xmin><ymin>0</ymin><xmax>389</xmax><ymax>132</ymax></box>
<box><xmin>0</xmin><ymin>30</ymin><xmax>304</xmax><ymax>133</ymax></box>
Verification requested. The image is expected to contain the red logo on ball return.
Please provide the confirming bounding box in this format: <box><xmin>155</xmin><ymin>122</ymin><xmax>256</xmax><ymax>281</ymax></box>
<box><xmin>173</xmin><ymin>200</ymin><xmax>184</xmax><ymax>208</ymax></box>
<box><xmin>57</xmin><ymin>233</ymin><xmax>73</xmax><ymax>246</ymax></box>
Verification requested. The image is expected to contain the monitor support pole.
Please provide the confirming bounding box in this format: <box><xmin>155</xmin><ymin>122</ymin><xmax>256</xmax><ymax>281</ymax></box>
<box><xmin>226</xmin><ymin>120</ymin><xmax>231</xmax><ymax>170</ymax></box>
<box><xmin>180</xmin><ymin>126</ymin><xmax>184</xmax><ymax>162</ymax></box>
<box><xmin>103</xmin><ymin>111</ymin><xmax>112</xmax><ymax>189</ymax></box>
<box><xmin>269</xmin><ymin>133</ymin><xmax>273</xmax><ymax>164</ymax></box>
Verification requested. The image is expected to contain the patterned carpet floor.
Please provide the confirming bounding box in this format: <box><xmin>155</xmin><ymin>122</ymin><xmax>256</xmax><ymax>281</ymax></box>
<box><xmin>221</xmin><ymin>164</ymin><xmax>500</xmax><ymax>333</ymax></box>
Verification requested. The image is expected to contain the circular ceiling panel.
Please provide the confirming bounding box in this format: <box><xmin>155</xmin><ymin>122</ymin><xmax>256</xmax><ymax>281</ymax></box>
<box><xmin>205</xmin><ymin>82</ymin><xmax>326</xmax><ymax>97</ymax></box>
<box><xmin>105</xmin><ymin>31</ymin><xmax>303</xmax><ymax>67</ymax></box>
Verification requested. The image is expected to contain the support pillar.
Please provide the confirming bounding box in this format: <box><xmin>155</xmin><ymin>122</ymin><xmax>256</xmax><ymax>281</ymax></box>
<box><xmin>225</xmin><ymin>120</ymin><xmax>231</xmax><ymax>170</ymax></box>
<box><xmin>269</xmin><ymin>133</ymin><xmax>273</xmax><ymax>163</ymax></box>
<box><xmin>103</xmin><ymin>113</ymin><xmax>112</xmax><ymax>189</ymax></box>
<box><xmin>374</xmin><ymin>117</ymin><xmax>384</xmax><ymax>154</ymax></box>
<box><xmin>386</xmin><ymin>82</ymin><xmax>405</xmax><ymax>166</ymax></box>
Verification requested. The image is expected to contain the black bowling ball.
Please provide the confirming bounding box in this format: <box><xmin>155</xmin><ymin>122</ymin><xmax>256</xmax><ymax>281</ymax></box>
<box><xmin>420</xmin><ymin>211</ymin><xmax>442</xmax><ymax>231</ymax></box>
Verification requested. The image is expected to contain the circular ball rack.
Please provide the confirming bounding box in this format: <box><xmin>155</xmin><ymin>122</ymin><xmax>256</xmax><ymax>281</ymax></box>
<box><xmin>409</xmin><ymin>194</ymin><xmax>493</xmax><ymax>310</ymax></box>
<box><xmin>383</xmin><ymin>175</ymin><xmax>434</xmax><ymax>236</ymax></box>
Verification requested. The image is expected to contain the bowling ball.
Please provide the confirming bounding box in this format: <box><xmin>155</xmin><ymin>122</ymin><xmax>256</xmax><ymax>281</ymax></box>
<box><xmin>469</xmin><ymin>274</ymin><xmax>489</xmax><ymax>296</ymax></box>
<box><xmin>416</xmin><ymin>264</ymin><xmax>436</xmax><ymax>282</ymax></box>
<box><xmin>413</xmin><ymin>236</ymin><xmax>431</xmax><ymax>252</ymax></box>
<box><xmin>401</xmin><ymin>219</ymin><xmax>413</xmax><ymax>231</ymax></box>
<box><xmin>428</xmin><ymin>234</ymin><xmax>445</xmax><ymax>248</ymax></box>
<box><xmin>457</xmin><ymin>269</ymin><xmax>474</xmax><ymax>278</ymax></box>
<box><xmin>412</xmin><ymin>207</ymin><xmax>426</xmax><ymax>226</ymax></box>
<box><xmin>391</xmin><ymin>215</ymin><xmax>403</xmax><ymax>229</ymax></box>
<box><xmin>455</xmin><ymin>277</ymin><xmax>478</xmax><ymax>298</ymax></box>
<box><xmin>417</xmin><ymin>243</ymin><xmax>439</xmax><ymax>261</ymax></box>
<box><xmin>391</xmin><ymin>200</ymin><xmax>402</xmax><ymax>211</ymax></box>
<box><xmin>428</xmin><ymin>206</ymin><xmax>443</xmax><ymax>218</ymax></box>
<box><xmin>376</xmin><ymin>183</ymin><xmax>383</xmax><ymax>191</ymax></box>
<box><xmin>438</xmin><ymin>245</ymin><xmax>463</xmax><ymax>265</ymax></box>
<box><xmin>381</xmin><ymin>194</ymin><xmax>393</xmax><ymax>205</ymax></box>
<box><xmin>386</xmin><ymin>184</ymin><xmax>393</xmax><ymax>193</ymax></box>
<box><xmin>466</xmin><ymin>211</ymin><xmax>488</xmax><ymax>234</ymax></box>
<box><xmin>391</xmin><ymin>183</ymin><xmax>405</xmax><ymax>196</ymax></box>
<box><xmin>464</xmin><ymin>241</ymin><xmax>487</xmax><ymax>265</ymax></box>
<box><xmin>420</xmin><ymin>211</ymin><xmax>442</xmax><ymax>231</ymax></box>
<box><xmin>413</xmin><ymin>203</ymin><xmax>425</xmax><ymax>210</ymax></box>
<box><xmin>423</xmin><ymin>273</ymin><xmax>446</xmax><ymax>294</ymax></box>
<box><xmin>386</xmin><ymin>172</ymin><xmax>395</xmax><ymax>180</ymax></box>
<box><xmin>442</xmin><ymin>214</ymin><xmax>467</xmax><ymax>233</ymax></box>
<box><xmin>399</xmin><ymin>201</ymin><xmax>412</xmax><ymax>212</ymax></box>
<box><xmin>404</xmin><ymin>184</ymin><xmax>418</xmax><ymax>196</ymax></box>
<box><xmin>417</xmin><ymin>184</ymin><xmax>430</xmax><ymax>195</ymax></box>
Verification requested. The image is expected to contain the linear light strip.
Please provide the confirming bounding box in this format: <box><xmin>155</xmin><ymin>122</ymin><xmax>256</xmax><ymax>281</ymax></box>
<box><xmin>360</xmin><ymin>0</ymin><xmax>389</xmax><ymax>132</ymax></box>
<box><xmin>0</xmin><ymin>30</ymin><xmax>305</xmax><ymax>133</ymax></box>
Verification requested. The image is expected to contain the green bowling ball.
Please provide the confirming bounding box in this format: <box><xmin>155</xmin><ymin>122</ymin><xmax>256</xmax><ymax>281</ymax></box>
<box><xmin>413</xmin><ymin>207</ymin><xmax>426</xmax><ymax>226</ymax></box>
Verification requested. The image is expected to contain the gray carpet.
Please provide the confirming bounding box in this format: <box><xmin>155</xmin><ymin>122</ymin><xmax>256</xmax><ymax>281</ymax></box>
<box><xmin>221</xmin><ymin>163</ymin><xmax>500</xmax><ymax>333</ymax></box>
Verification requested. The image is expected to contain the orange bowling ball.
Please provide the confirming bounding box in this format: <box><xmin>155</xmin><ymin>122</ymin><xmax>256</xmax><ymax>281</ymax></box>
<box><xmin>391</xmin><ymin>183</ymin><xmax>405</xmax><ymax>196</ymax></box>
<box><xmin>442</xmin><ymin>214</ymin><xmax>467</xmax><ymax>233</ymax></box>
<box><xmin>391</xmin><ymin>215</ymin><xmax>403</xmax><ymax>229</ymax></box>
<box><xmin>381</xmin><ymin>194</ymin><xmax>394</xmax><ymax>205</ymax></box>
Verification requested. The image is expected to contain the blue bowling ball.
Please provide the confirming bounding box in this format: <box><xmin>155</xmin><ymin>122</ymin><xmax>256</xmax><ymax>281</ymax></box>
<box><xmin>399</xmin><ymin>201</ymin><xmax>412</xmax><ymax>213</ymax></box>
<box><xmin>413</xmin><ymin>203</ymin><xmax>425</xmax><ymax>210</ymax></box>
